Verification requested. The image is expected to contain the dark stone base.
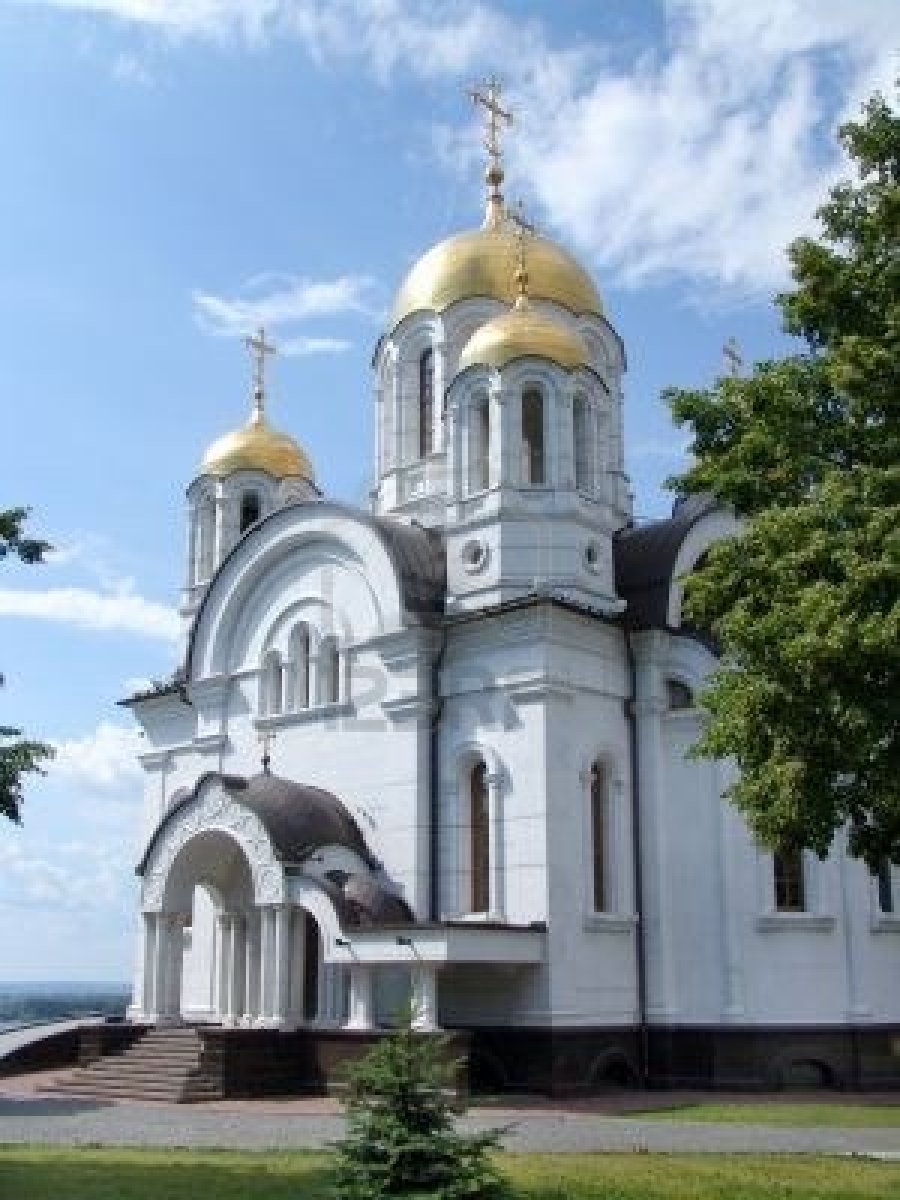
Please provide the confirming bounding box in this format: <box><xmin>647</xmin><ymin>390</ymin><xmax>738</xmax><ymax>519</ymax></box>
<box><xmin>460</xmin><ymin>1024</ymin><xmax>900</xmax><ymax>1095</ymax></box>
<box><xmin>0</xmin><ymin>1021</ymin><xmax>145</xmax><ymax>1078</ymax></box>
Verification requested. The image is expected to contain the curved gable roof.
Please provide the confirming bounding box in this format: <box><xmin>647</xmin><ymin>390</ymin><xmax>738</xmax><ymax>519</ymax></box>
<box><xmin>183</xmin><ymin>500</ymin><xmax>446</xmax><ymax>680</ymax></box>
<box><xmin>613</xmin><ymin>494</ymin><xmax>719</xmax><ymax>630</ymax></box>
<box><xmin>137</xmin><ymin>770</ymin><xmax>377</xmax><ymax>875</ymax></box>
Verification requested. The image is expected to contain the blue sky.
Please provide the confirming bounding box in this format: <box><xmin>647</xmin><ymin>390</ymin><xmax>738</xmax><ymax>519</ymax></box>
<box><xmin>0</xmin><ymin>0</ymin><xmax>896</xmax><ymax>982</ymax></box>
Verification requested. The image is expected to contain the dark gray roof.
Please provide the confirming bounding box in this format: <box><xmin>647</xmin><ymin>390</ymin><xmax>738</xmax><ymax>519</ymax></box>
<box><xmin>137</xmin><ymin>771</ymin><xmax>377</xmax><ymax>875</ymax></box>
<box><xmin>322</xmin><ymin>871</ymin><xmax>415</xmax><ymax>928</ymax></box>
<box><xmin>613</xmin><ymin>494</ymin><xmax>718</xmax><ymax>630</ymax></box>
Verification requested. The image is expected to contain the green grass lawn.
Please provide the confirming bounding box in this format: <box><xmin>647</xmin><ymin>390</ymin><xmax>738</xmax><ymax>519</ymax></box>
<box><xmin>1</xmin><ymin>1148</ymin><xmax>898</xmax><ymax>1200</ymax></box>
<box><xmin>617</xmin><ymin>1101</ymin><xmax>900</xmax><ymax>1128</ymax></box>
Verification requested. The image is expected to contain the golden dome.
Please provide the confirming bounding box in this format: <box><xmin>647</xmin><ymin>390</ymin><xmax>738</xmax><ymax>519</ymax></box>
<box><xmin>200</xmin><ymin>413</ymin><xmax>314</xmax><ymax>481</ymax></box>
<box><xmin>389</xmin><ymin>224</ymin><xmax>602</xmax><ymax>331</ymax></box>
<box><xmin>458</xmin><ymin>297</ymin><xmax>590</xmax><ymax>372</ymax></box>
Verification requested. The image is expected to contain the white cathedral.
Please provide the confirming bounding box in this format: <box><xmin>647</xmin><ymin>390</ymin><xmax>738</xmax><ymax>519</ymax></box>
<box><xmin>123</xmin><ymin>87</ymin><xmax>899</xmax><ymax>1093</ymax></box>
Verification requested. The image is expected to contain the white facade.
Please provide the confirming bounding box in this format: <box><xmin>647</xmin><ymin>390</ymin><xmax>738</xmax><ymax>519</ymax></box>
<box><xmin>125</xmin><ymin>197</ymin><xmax>899</xmax><ymax>1090</ymax></box>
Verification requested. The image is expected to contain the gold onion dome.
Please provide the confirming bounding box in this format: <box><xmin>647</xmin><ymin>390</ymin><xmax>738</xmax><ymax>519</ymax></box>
<box><xmin>200</xmin><ymin>410</ymin><xmax>314</xmax><ymax>481</ymax></box>
<box><xmin>390</xmin><ymin>224</ymin><xmax>602</xmax><ymax>332</ymax></box>
<box><xmin>459</xmin><ymin>292</ymin><xmax>590</xmax><ymax>372</ymax></box>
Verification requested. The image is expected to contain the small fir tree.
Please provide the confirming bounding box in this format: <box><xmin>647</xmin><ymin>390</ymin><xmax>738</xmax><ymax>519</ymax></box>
<box><xmin>333</xmin><ymin>1009</ymin><xmax>505</xmax><ymax>1199</ymax></box>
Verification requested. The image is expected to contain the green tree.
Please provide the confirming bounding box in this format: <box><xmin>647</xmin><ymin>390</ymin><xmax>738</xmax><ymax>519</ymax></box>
<box><xmin>1</xmin><ymin>508</ymin><xmax>54</xmax><ymax>823</ymax></box>
<box><xmin>665</xmin><ymin>89</ymin><xmax>899</xmax><ymax>869</ymax></box>
<box><xmin>333</xmin><ymin>1009</ymin><xmax>504</xmax><ymax>1199</ymax></box>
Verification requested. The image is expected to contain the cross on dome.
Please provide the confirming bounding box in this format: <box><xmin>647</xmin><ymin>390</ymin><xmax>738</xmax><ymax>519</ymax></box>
<box><xmin>723</xmin><ymin>336</ymin><xmax>743</xmax><ymax>377</ymax></box>
<box><xmin>469</xmin><ymin>76</ymin><xmax>513</xmax><ymax>229</ymax></box>
<box><xmin>245</xmin><ymin>326</ymin><xmax>277</xmax><ymax>423</ymax></box>
<box><xmin>509</xmin><ymin>198</ymin><xmax>536</xmax><ymax>305</ymax></box>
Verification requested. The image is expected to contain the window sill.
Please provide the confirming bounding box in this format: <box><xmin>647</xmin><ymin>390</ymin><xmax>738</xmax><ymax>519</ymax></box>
<box><xmin>254</xmin><ymin>703</ymin><xmax>353</xmax><ymax>730</ymax></box>
<box><xmin>756</xmin><ymin>913</ymin><xmax>836</xmax><ymax>932</ymax></box>
<box><xmin>583</xmin><ymin>912</ymin><xmax>638</xmax><ymax>932</ymax></box>
<box><xmin>870</xmin><ymin>914</ymin><xmax>900</xmax><ymax>933</ymax></box>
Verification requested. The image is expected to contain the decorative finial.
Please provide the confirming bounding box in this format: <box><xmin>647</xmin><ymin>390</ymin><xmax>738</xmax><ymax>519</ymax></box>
<box><xmin>508</xmin><ymin>199</ymin><xmax>536</xmax><ymax>308</ymax></box>
<box><xmin>245</xmin><ymin>326</ymin><xmax>277</xmax><ymax>424</ymax></box>
<box><xmin>258</xmin><ymin>729</ymin><xmax>276</xmax><ymax>774</ymax></box>
<box><xmin>723</xmin><ymin>336</ymin><xmax>743</xmax><ymax>378</ymax></box>
<box><xmin>469</xmin><ymin>76</ymin><xmax>512</xmax><ymax>230</ymax></box>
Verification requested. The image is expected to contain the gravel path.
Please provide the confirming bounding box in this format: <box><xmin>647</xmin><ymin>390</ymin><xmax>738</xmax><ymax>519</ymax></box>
<box><xmin>1</xmin><ymin>1088</ymin><xmax>898</xmax><ymax>1156</ymax></box>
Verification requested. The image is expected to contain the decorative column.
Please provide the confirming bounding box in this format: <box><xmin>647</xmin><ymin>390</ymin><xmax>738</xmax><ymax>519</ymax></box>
<box><xmin>228</xmin><ymin>916</ymin><xmax>245</xmax><ymax>1026</ymax></box>
<box><xmin>163</xmin><ymin>916</ymin><xmax>183</xmax><ymax>1023</ymax></box>
<box><xmin>141</xmin><ymin>913</ymin><xmax>158</xmax><ymax>1019</ymax></box>
<box><xmin>839</xmin><ymin>829</ymin><xmax>871</xmax><ymax>1019</ymax></box>
<box><xmin>345</xmin><ymin>965</ymin><xmax>374</xmax><ymax>1031</ymax></box>
<box><xmin>411</xmin><ymin>964</ymin><xmax>439</xmax><ymax>1032</ymax></box>
<box><xmin>256</xmin><ymin>906</ymin><xmax>274</xmax><ymax>1025</ymax></box>
<box><xmin>716</xmin><ymin>760</ymin><xmax>745</xmax><ymax>1021</ymax></box>
<box><xmin>488</xmin><ymin>379</ymin><xmax>505</xmax><ymax>489</ymax></box>
<box><xmin>486</xmin><ymin>770</ymin><xmax>505</xmax><ymax>921</ymax></box>
<box><xmin>152</xmin><ymin>915</ymin><xmax>172</xmax><ymax>1023</ymax></box>
<box><xmin>216</xmin><ymin>912</ymin><xmax>232</xmax><ymax>1024</ymax></box>
<box><xmin>558</xmin><ymin>387</ymin><xmax>575</xmax><ymax>490</ymax></box>
<box><xmin>632</xmin><ymin>631</ymin><xmax>678</xmax><ymax>1020</ymax></box>
<box><xmin>243</xmin><ymin>910</ymin><xmax>258</xmax><ymax>1026</ymax></box>
<box><xmin>273</xmin><ymin>904</ymin><xmax>292</xmax><ymax>1027</ymax></box>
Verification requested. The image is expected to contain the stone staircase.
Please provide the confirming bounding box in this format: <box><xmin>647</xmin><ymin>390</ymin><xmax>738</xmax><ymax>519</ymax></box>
<box><xmin>43</xmin><ymin>1026</ymin><xmax>223</xmax><ymax>1103</ymax></box>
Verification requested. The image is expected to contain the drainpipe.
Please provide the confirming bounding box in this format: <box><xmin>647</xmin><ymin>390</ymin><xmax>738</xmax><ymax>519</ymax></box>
<box><xmin>624</xmin><ymin>627</ymin><xmax>649</xmax><ymax>1087</ymax></box>
<box><xmin>429</xmin><ymin>627</ymin><xmax>448</xmax><ymax>923</ymax></box>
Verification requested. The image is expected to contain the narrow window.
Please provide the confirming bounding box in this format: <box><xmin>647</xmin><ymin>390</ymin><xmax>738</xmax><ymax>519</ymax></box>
<box><xmin>590</xmin><ymin>762</ymin><xmax>608</xmax><ymax>912</ymax></box>
<box><xmin>239</xmin><ymin>491</ymin><xmax>261</xmax><ymax>534</ymax></box>
<box><xmin>471</xmin><ymin>762</ymin><xmax>490</xmax><ymax>913</ymax></box>
<box><xmin>303</xmin><ymin>912</ymin><xmax>320</xmax><ymax>1023</ymax></box>
<box><xmin>289</xmin><ymin>624</ymin><xmax>310</xmax><ymax>711</ymax></box>
<box><xmin>774</xmin><ymin>849</ymin><xmax>805</xmax><ymax>912</ymax></box>
<box><xmin>877</xmin><ymin>860</ymin><xmax>895</xmax><ymax>914</ymax></box>
<box><xmin>320</xmin><ymin>637</ymin><xmax>340</xmax><ymax>705</ymax></box>
<box><xmin>521</xmin><ymin>388</ymin><xmax>545</xmax><ymax>485</ymax></box>
<box><xmin>262</xmin><ymin>651</ymin><xmax>283</xmax><ymax>716</ymax></box>
<box><xmin>419</xmin><ymin>348</ymin><xmax>434</xmax><ymax>459</ymax></box>
<box><xmin>666</xmin><ymin>679</ymin><xmax>694</xmax><ymax>710</ymax></box>
<box><xmin>196</xmin><ymin>498</ymin><xmax>215</xmax><ymax>582</ymax></box>
<box><xmin>574</xmin><ymin>395</ymin><xmax>591</xmax><ymax>491</ymax></box>
<box><xmin>468</xmin><ymin>395</ymin><xmax>490</xmax><ymax>493</ymax></box>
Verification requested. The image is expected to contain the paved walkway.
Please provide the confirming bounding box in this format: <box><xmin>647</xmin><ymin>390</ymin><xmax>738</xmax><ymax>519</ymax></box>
<box><xmin>1</xmin><ymin>1071</ymin><xmax>898</xmax><ymax>1155</ymax></box>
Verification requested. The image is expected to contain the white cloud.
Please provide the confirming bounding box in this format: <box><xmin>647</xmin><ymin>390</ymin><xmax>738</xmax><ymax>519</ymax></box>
<box><xmin>111</xmin><ymin>50</ymin><xmax>154</xmax><ymax>86</ymax></box>
<box><xmin>192</xmin><ymin>273</ymin><xmax>378</xmax><ymax>338</ymax></box>
<box><xmin>0</xmin><ymin>580</ymin><xmax>180</xmax><ymax>643</ymax></box>
<box><xmin>52</xmin><ymin>721</ymin><xmax>143</xmax><ymax>792</ymax></box>
<box><xmin>279</xmin><ymin>335</ymin><xmax>352</xmax><ymax>357</ymax></box>
<box><xmin>19</xmin><ymin>1</ymin><xmax>899</xmax><ymax>292</ymax></box>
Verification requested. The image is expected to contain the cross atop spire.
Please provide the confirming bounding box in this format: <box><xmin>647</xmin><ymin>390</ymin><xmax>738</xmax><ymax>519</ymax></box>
<box><xmin>469</xmin><ymin>76</ymin><xmax>513</xmax><ymax>229</ymax></box>
<box><xmin>245</xmin><ymin>326</ymin><xmax>277</xmax><ymax>423</ymax></box>
<box><xmin>723</xmin><ymin>336</ymin><xmax>743</xmax><ymax>378</ymax></box>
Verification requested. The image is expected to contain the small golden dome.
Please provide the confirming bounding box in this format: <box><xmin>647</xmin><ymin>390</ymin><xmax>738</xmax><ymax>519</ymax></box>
<box><xmin>390</xmin><ymin>224</ymin><xmax>602</xmax><ymax>331</ymax></box>
<box><xmin>200</xmin><ymin>412</ymin><xmax>314</xmax><ymax>481</ymax></box>
<box><xmin>458</xmin><ymin>297</ymin><xmax>590</xmax><ymax>372</ymax></box>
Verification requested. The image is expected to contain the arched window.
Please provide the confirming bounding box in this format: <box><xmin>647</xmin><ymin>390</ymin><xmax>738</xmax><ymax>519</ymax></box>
<box><xmin>774</xmin><ymin>849</ymin><xmax>805</xmax><ymax>912</ymax></box>
<box><xmin>319</xmin><ymin>637</ymin><xmax>341</xmax><ymax>705</ymax></box>
<box><xmin>573</xmin><ymin>395</ymin><xmax>591</xmax><ymax>492</ymax></box>
<box><xmin>261</xmin><ymin>650</ymin><xmax>283</xmax><ymax>716</ymax></box>
<box><xmin>521</xmin><ymin>388</ymin><xmax>545</xmax><ymax>485</ymax></box>
<box><xmin>419</xmin><ymin>348</ymin><xmax>434</xmax><ymax>459</ymax></box>
<box><xmin>195</xmin><ymin>497</ymin><xmax>215</xmax><ymax>583</ymax></box>
<box><xmin>239</xmin><ymin>491</ymin><xmax>261</xmax><ymax>534</ymax></box>
<box><xmin>590</xmin><ymin>761</ymin><xmax>609</xmax><ymax>912</ymax></box>
<box><xmin>468</xmin><ymin>395</ymin><xmax>490</xmax><ymax>493</ymax></box>
<box><xmin>470</xmin><ymin>762</ymin><xmax>490</xmax><ymax>913</ymax></box>
<box><xmin>289</xmin><ymin>623</ymin><xmax>311</xmax><ymax>711</ymax></box>
<box><xmin>666</xmin><ymin>679</ymin><xmax>694</xmax><ymax>710</ymax></box>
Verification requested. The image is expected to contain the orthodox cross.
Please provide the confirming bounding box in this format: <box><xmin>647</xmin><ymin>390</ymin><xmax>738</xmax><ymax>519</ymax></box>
<box><xmin>723</xmin><ymin>336</ymin><xmax>743</xmax><ymax>377</ymax></box>
<box><xmin>258</xmin><ymin>729</ymin><xmax>276</xmax><ymax>774</ymax></box>
<box><xmin>245</xmin><ymin>326</ymin><xmax>277</xmax><ymax>420</ymax></box>
<box><xmin>469</xmin><ymin>76</ymin><xmax>512</xmax><ymax>225</ymax></box>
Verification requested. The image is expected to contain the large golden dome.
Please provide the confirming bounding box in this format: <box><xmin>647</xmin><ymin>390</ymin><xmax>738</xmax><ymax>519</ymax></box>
<box><xmin>458</xmin><ymin>295</ymin><xmax>589</xmax><ymax>372</ymax></box>
<box><xmin>390</xmin><ymin>223</ymin><xmax>602</xmax><ymax>331</ymax></box>
<box><xmin>200</xmin><ymin>412</ymin><xmax>314</xmax><ymax>481</ymax></box>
